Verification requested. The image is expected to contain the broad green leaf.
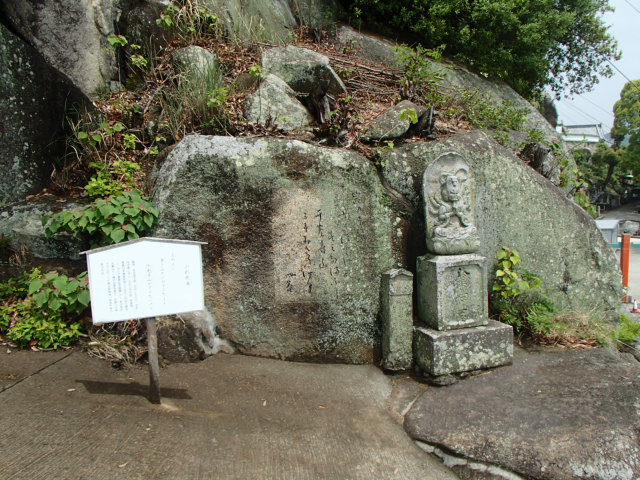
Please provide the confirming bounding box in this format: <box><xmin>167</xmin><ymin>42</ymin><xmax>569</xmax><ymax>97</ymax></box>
<box><xmin>32</xmin><ymin>291</ymin><xmax>49</xmax><ymax>307</ymax></box>
<box><xmin>28</xmin><ymin>279</ymin><xmax>44</xmax><ymax>294</ymax></box>
<box><xmin>52</xmin><ymin>275</ymin><xmax>68</xmax><ymax>290</ymax></box>
<box><xmin>99</xmin><ymin>204</ymin><xmax>116</xmax><ymax>217</ymax></box>
<box><xmin>143</xmin><ymin>213</ymin><xmax>154</xmax><ymax>228</ymax></box>
<box><xmin>111</xmin><ymin>228</ymin><xmax>126</xmax><ymax>243</ymax></box>
<box><xmin>124</xmin><ymin>207</ymin><xmax>140</xmax><ymax>216</ymax></box>
<box><xmin>77</xmin><ymin>289</ymin><xmax>91</xmax><ymax>306</ymax></box>
<box><xmin>48</xmin><ymin>298</ymin><xmax>62</xmax><ymax>311</ymax></box>
<box><xmin>64</xmin><ymin>279</ymin><xmax>80</xmax><ymax>294</ymax></box>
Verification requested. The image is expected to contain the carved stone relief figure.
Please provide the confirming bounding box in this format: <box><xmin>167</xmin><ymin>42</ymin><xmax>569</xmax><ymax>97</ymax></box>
<box><xmin>423</xmin><ymin>152</ymin><xmax>480</xmax><ymax>254</ymax></box>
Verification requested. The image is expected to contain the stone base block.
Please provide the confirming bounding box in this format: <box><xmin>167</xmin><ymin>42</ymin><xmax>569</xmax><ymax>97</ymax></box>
<box><xmin>417</xmin><ymin>254</ymin><xmax>488</xmax><ymax>331</ymax></box>
<box><xmin>414</xmin><ymin>320</ymin><xmax>513</xmax><ymax>376</ymax></box>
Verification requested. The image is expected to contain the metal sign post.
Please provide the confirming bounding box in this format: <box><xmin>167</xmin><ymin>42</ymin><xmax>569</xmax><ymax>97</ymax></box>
<box><xmin>146</xmin><ymin>317</ymin><xmax>161</xmax><ymax>404</ymax></box>
<box><xmin>82</xmin><ymin>237</ymin><xmax>206</xmax><ymax>404</ymax></box>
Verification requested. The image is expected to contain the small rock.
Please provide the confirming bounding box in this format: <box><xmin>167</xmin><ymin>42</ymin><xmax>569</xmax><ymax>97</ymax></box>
<box><xmin>363</xmin><ymin>100</ymin><xmax>426</xmax><ymax>141</ymax></box>
<box><xmin>244</xmin><ymin>74</ymin><xmax>314</xmax><ymax>130</ymax></box>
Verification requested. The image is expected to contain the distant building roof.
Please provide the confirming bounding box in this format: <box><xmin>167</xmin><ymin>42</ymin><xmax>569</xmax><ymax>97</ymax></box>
<box><xmin>556</xmin><ymin>123</ymin><xmax>607</xmax><ymax>145</ymax></box>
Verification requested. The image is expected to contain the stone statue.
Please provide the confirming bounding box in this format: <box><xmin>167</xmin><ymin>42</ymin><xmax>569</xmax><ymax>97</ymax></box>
<box><xmin>423</xmin><ymin>152</ymin><xmax>480</xmax><ymax>254</ymax></box>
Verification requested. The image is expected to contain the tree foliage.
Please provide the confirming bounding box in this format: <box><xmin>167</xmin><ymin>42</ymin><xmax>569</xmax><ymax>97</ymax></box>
<box><xmin>344</xmin><ymin>0</ymin><xmax>619</xmax><ymax>98</ymax></box>
<box><xmin>612</xmin><ymin>79</ymin><xmax>640</xmax><ymax>147</ymax></box>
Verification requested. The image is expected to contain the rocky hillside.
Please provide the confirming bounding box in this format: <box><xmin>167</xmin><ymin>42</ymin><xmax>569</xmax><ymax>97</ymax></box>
<box><xmin>0</xmin><ymin>0</ymin><xmax>622</xmax><ymax>362</ymax></box>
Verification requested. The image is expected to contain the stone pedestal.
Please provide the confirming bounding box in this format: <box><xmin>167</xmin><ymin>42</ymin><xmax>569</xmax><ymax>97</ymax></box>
<box><xmin>414</xmin><ymin>320</ymin><xmax>513</xmax><ymax>376</ymax></box>
<box><xmin>380</xmin><ymin>269</ymin><xmax>413</xmax><ymax>371</ymax></box>
<box><xmin>417</xmin><ymin>254</ymin><xmax>488</xmax><ymax>331</ymax></box>
<box><xmin>414</xmin><ymin>253</ymin><xmax>513</xmax><ymax>377</ymax></box>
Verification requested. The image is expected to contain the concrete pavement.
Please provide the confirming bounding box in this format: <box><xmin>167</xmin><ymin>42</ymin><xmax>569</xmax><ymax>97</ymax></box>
<box><xmin>0</xmin><ymin>349</ymin><xmax>457</xmax><ymax>480</ymax></box>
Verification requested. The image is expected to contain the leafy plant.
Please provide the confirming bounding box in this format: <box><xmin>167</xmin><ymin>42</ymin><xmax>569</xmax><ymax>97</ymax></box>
<box><xmin>77</xmin><ymin>121</ymin><xmax>126</xmax><ymax>150</ymax></box>
<box><xmin>27</xmin><ymin>271</ymin><xmax>90</xmax><ymax>316</ymax></box>
<box><xmin>84</xmin><ymin>160</ymin><xmax>141</xmax><ymax>198</ymax></box>
<box><xmin>206</xmin><ymin>87</ymin><xmax>228</xmax><ymax>109</ymax></box>
<box><xmin>492</xmin><ymin>247</ymin><xmax>541</xmax><ymax>298</ymax></box>
<box><xmin>130</xmin><ymin>54</ymin><xmax>148</xmax><ymax>69</ymax></box>
<box><xmin>7</xmin><ymin>312</ymin><xmax>83</xmax><ymax>349</ymax></box>
<box><xmin>399</xmin><ymin>107</ymin><xmax>419</xmax><ymax>125</ymax></box>
<box><xmin>43</xmin><ymin>190</ymin><xmax>160</xmax><ymax>247</ymax></box>
<box><xmin>612</xmin><ymin>314</ymin><xmax>640</xmax><ymax>349</ymax></box>
<box><xmin>123</xmin><ymin>133</ymin><xmax>139</xmax><ymax>150</ymax></box>
<box><xmin>394</xmin><ymin>44</ymin><xmax>445</xmax><ymax>100</ymax></box>
<box><xmin>491</xmin><ymin>247</ymin><xmax>560</xmax><ymax>339</ymax></box>
<box><xmin>156</xmin><ymin>2</ymin><xmax>220</xmax><ymax>41</ymax></box>
<box><xmin>248</xmin><ymin>65</ymin><xmax>263</xmax><ymax>79</ymax></box>
<box><xmin>0</xmin><ymin>268</ymin><xmax>89</xmax><ymax>349</ymax></box>
<box><xmin>108</xmin><ymin>34</ymin><xmax>128</xmax><ymax>48</ymax></box>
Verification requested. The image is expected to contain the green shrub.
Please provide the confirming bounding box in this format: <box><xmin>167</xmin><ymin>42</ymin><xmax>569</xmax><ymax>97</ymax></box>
<box><xmin>491</xmin><ymin>247</ymin><xmax>563</xmax><ymax>340</ymax></box>
<box><xmin>0</xmin><ymin>268</ymin><xmax>89</xmax><ymax>349</ymax></box>
<box><xmin>343</xmin><ymin>0</ymin><xmax>619</xmax><ymax>98</ymax></box>
<box><xmin>613</xmin><ymin>314</ymin><xmax>640</xmax><ymax>349</ymax></box>
<box><xmin>492</xmin><ymin>247</ymin><xmax>542</xmax><ymax>299</ymax></box>
<box><xmin>491</xmin><ymin>247</ymin><xmax>622</xmax><ymax>347</ymax></box>
<box><xmin>84</xmin><ymin>160</ymin><xmax>141</xmax><ymax>198</ymax></box>
<box><xmin>156</xmin><ymin>2</ymin><xmax>221</xmax><ymax>42</ymax></box>
<box><xmin>43</xmin><ymin>190</ymin><xmax>160</xmax><ymax>248</ymax></box>
<box><xmin>8</xmin><ymin>311</ymin><xmax>83</xmax><ymax>349</ymax></box>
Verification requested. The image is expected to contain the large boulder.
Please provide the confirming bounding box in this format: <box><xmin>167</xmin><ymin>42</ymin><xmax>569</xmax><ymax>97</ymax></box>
<box><xmin>406</xmin><ymin>346</ymin><xmax>640</xmax><ymax>480</ymax></box>
<box><xmin>380</xmin><ymin>130</ymin><xmax>622</xmax><ymax>312</ymax></box>
<box><xmin>244</xmin><ymin>74</ymin><xmax>314</xmax><ymax>130</ymax></box>
<box><xmin>262</xmin><ymin>46</ymin><xmax>347</xmax><ymax>97</ymax></box>
<box><xmin>0</xmin><ymin>0</ymin><xmax>118</xmax><ymax>97</ymax></box>
<box><xmin>287</xmin><ymin>0</ymin><xmax>342</xmax><ymax>29</ymax></box>
<box><xmin>118</xmin><ymin>0</ymin><xmax>175</xmax><ymax>58</ymax></box>
<box><xmin>0</xmin><ymin>23</ymin><xmax>89</xmax><ymax>205</ymax></box>
<box><xmin>202</xmin><ymin>0</ymin><xmax>297</xmax><ymax>44</ymax></box>
<box><xmin>152</xmin><ymin>135</ymin><xmax>398</xmax><ymax>363</ymax></box>
<box><xmin>0</xmin><ymin>197</ymin><xmax>88</xmax><ymax>260</ymax></box>
<box><xmin>336</xmin><ymin>26</ymin><xmax>400</xmax><ymax>66</ymax></box>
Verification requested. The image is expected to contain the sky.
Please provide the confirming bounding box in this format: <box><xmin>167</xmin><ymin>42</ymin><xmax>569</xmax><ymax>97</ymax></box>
<box><xmin>555</xmin><ymin>0</ymin><xmax>640</xmax><ymax>134</ymax></box>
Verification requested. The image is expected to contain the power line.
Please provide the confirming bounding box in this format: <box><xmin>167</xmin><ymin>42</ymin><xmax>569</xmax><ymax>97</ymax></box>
<box><xmin>577</xmin><ymin>94</ymin><xmax>615</xmax><ymax>119</ymax></box>
<box><xmin>606</xmin><ymin>59</ymin><xmax>640</xmax><ymax>93</ymax></box>
<box><xmin>559</xmin><ymin>99</ymin><xmax>612</xmax><ymax>131</ymax></box>
<box><xmin>623</xmin><ymin>0</ymin><xmax>640</xmax><ymax>16</ymax></box>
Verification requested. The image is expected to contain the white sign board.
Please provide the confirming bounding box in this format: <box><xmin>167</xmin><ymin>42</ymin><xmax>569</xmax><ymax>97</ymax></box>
<box><xmin>84</xmin><ymin>238</ymin><xmax>206</xmax><ymax>324</ymax></box>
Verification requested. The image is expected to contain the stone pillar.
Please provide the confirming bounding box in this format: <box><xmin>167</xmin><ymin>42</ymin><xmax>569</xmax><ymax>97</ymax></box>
<box><xmin>380</xmin><ymin>269</ymin><xmax>413</xmax><ymax>371</ymax></box>
<box><xmin>414</xmin><ymin>152</ymin><xmax>513</xmax><ymax>377</ymax></box>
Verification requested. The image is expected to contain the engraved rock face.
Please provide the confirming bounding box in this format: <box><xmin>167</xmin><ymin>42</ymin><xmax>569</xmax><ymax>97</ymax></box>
<box><xmin>423</xmin><ymin>152</ymin><xmax>480</xmax><ymax>254</ymax></box>
<box><xmin>152</xmin><ymin>135</ymin><xmax>397</xmax><ymax>363</ymax></box>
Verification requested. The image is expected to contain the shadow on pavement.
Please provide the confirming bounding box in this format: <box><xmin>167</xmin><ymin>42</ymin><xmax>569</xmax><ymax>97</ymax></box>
<box><xmin>76</xmin><ymin>379</ymin><xmax>192</xmax><ymax>399</ymax></box>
